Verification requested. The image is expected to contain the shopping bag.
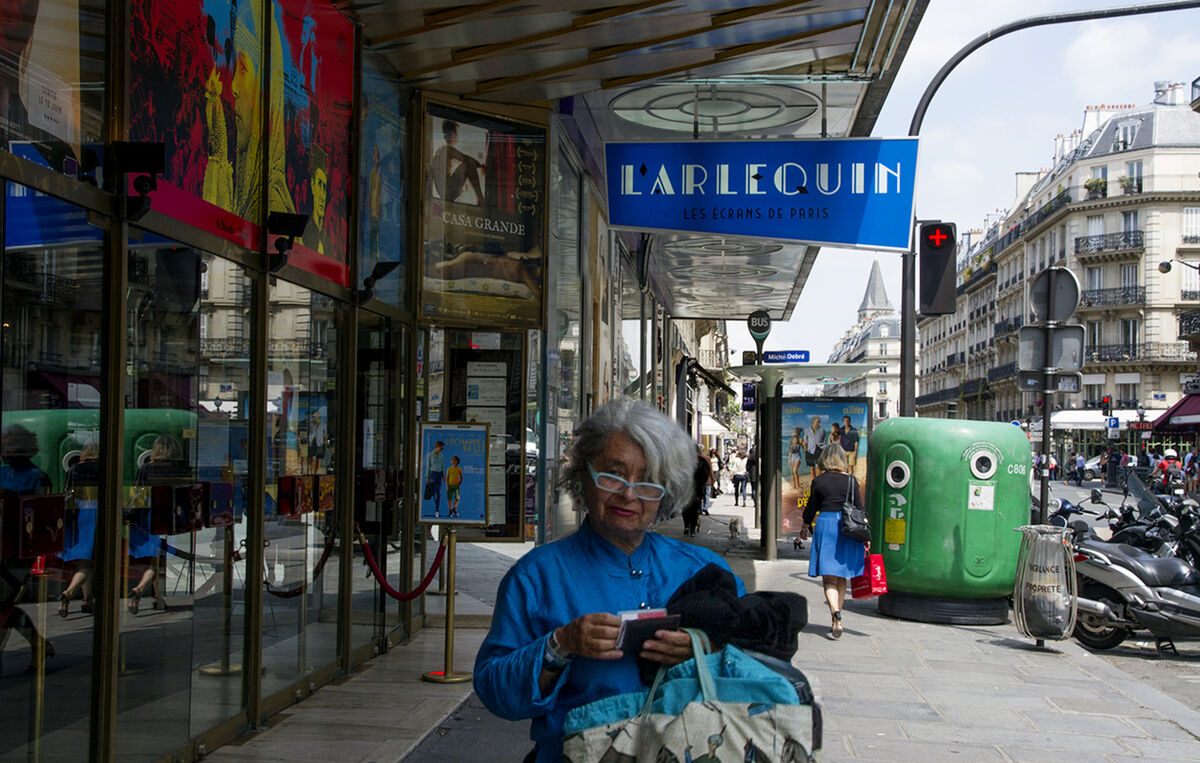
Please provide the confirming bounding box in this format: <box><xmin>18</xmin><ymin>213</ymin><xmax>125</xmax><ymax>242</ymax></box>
<box><xmin>851</xmin><ymin>553</ymin><xmax>887</xmax><ymax>598</ymax></box>
<box><xmin>563</xmin><ymin>629</ymin><xmax>819</xmax><ymax>762</ymax></box>
<box><xmin>423</xmin><ymin>479</ymin><xmax>436</xmax><ymax>500</ymax></box>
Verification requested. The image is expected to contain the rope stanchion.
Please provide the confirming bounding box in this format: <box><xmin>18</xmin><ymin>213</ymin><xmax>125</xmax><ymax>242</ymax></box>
<box><xmin>357</xmin><ymin>525</ymin><xmax>447</xmax><ymax>601</ymax></box>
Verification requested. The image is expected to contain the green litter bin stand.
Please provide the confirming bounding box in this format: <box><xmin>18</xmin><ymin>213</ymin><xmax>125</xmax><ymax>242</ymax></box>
<box><xmin>868</xmin><ymin>418</ymin><xmax>1030</xmax><ymax>625</ymax></box>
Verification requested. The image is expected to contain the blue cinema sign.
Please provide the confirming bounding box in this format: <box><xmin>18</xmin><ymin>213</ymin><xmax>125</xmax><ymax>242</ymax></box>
<box><xmin>605</xmin><ymin>138</ymin><xmax>919</xmax><ymax>250</ymax></box>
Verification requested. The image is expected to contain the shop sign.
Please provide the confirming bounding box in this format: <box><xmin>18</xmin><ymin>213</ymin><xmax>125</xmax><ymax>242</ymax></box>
<box><xmin>605</xmin><ymin>138</ymin><xmax>918</xmax><ymax>250</ymax></box>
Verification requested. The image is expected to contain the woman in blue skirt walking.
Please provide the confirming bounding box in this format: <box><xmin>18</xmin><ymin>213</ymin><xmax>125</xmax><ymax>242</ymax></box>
<box><xmin>801</xmin><ymin>443</ymin><xmax>867</xmax><ymax>638</ymax></box>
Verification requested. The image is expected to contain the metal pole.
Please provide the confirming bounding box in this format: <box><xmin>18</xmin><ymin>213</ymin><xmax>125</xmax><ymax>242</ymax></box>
<box><xmin>901</xmin><ymin>0</ymin><xmax>1200</xmax><ymax>417</ymax></box>
<box><xmin>900</xmin><ymin>245</ymin><xmax>916</xmax><ymax>416</ymax></box>
<box><xmin>422</xmin><ymin>526</ymin><xmax>470</xmax><ymax>682</ymax></box>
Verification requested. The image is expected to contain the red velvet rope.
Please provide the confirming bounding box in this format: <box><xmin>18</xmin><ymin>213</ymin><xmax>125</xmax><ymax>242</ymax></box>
<box><xmin>358</xmin><ymin>529</ymin><xmax>447</xmax><ymax>601</ymax></box>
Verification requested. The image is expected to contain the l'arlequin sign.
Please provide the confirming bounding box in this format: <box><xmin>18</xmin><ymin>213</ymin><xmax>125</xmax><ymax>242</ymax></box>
<box><xmin>605</xmin><ymin>138</ymin><xmax>919</xmax><ymax>250</ymax></box>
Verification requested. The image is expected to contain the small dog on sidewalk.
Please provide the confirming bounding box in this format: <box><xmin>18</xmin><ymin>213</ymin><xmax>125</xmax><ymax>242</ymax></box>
<box><xmin>728</xmin><ymin>517</ymin><xmax>742</xmax><ymax>539</ymax></box>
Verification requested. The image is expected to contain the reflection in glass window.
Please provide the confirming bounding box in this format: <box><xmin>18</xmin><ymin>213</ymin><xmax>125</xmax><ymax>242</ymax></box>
<box><xmin>1</xmin><ymin>183</ymin><xmax>102</xmax><ymax>757</ymax></box>
<box><xmin>0</xmin><ymin>1</ymin><xmax>106</xmax><ymax>181</ymax></box>
<box><xmin>116</xmin><ymin>241</ymin><xmax>254</xmax><ymax>756</ymax></box>
<box><xmin>262</xmin><ymin>281</ymin><xmax>340</xmax><ymax>696</ymax></box>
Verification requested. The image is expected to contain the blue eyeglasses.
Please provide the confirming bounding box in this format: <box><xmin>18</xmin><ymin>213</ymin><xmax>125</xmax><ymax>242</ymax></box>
<box><xmin>588</xmin><ymin>465</ymin><xmax>666</xmax><ymax>502</ymax></box>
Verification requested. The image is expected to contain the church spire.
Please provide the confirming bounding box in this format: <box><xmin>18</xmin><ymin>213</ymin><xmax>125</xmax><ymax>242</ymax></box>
<box><xmin>858</xmin><ymin>260</ymin><xmax>893</xmax><ymax>318</ymax></box>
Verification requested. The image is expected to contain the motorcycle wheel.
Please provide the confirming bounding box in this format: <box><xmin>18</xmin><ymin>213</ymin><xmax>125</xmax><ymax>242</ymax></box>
<box><xmin>1073</xmin><ymin>583</ymin><xmax>1128</xmax><ymax>651</ymax></box>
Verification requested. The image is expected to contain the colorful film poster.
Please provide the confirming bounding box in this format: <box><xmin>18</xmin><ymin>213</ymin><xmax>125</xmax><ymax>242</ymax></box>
<box><xmin>780</xmin><ymin>397</ymin><xmax>871</xmax><ymax>537</ymax></box>
<box><xmin>129</xmin><ymin>0</ymin><xmax>269</xmax><ymax>248</ymax></box>
<box><xmin>419</xmin><ymin>423</ymin><xmax>489</xmax><ymax>527</ymax></box>
<box><xmin>271</xmin><ymin>0</ymin><xmax>353</xmax><ymax>287</ymax></box>
<box><xmin>421</xmin><ymin>104</ymin><xmax>546</xmax><ymax>327</ymax></box>
<box><xmin>359</xmin><ymin>53</ymin><xmax>408</xmax><ymax>307</ymax></box>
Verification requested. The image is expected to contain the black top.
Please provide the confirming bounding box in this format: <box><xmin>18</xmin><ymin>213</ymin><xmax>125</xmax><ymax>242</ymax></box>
<box><xmin>801</xmin><ymin>471</ymin><xmax>862</xmax><ymax>526</ymax></box>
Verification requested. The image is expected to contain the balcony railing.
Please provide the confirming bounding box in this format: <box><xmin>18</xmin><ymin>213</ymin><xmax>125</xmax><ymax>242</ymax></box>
<box><xmin>993</xmin><ymin>191</ymin><xmax>1071</xmax><ymax>257</ymax></box>
<box><xmin>957</xmin><ymin>262</ymin><xmax>997</xmax><ymax>295</ymax></box>
<box><xmin>946</xmin><ymin>352</ymin><xmax>964</xmax><ymax>367</ymax></box>
<box><xmin>994</xmin><ymin>316</ymin><xmax>1024</xmax><ymax>335</ymax></box>
<box><xmin>1183</xmin><ymin>290</ymin><xmax>1200</xmax><ymax>301</ymax></box>
<box><xmin>1180</xmin><ymin>309</ymin><xmax>1200</xmax><ymax>339</ymax></box>
<box><xmin>916</xmin><ymin>386</ymin><xmax>959</xmax><ymax>406</ymax></box>
<box><xmin>988</xmin><ymin>362</ymin><xmax>1018</xmax><ymax>382</ymax></box>
<box><xmin>961</xmin><ymin>377</ymin><xmax>991</xmax><ymax>398</ymax></box>
<box><xmin>1087</xmin><ymin>342</ymin><xmax>1194</xmax><ymax>363</ymax></box>
<box><xmin>697</xmin><ymin>348</ymin><xmax>727</xmax><ymax>370</ymax></box>
<box><xmin>1079</xmin><ymin>286</ymin><xmax>1145</xmax><ymax>307</ymax></box>
<box><xmin>1184</xmin><ymin>234</ymin><xmax>1200</xmax><ymax>246</ymax></box>
<box><xmin>1074</xmin><ymin>230</ymin><xmax>1144</xmax><ymax>255</ymax></box>
<box><xmin>200</xmin><ymin>338</ymin><xmax>249</xmax><ymax>358</ymax></box>
<box><xmin>268</xmin><ymin>338</ymin><xmax>328</xmax><ymax>359</ymax></box>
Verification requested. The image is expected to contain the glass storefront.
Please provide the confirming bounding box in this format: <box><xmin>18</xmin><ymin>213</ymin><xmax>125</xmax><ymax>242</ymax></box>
<box><xmin>0</xmin><ymin>1</ymin><xmax>556</xmax><ymax>757</ymax></box>
<box><xmin>114</xmin><ymin>239</ymin><xmax>252</xmax><ymax>759</ymax></box>
<box><xmin>545</xmin><ymin>147</ymin><xmax>582</xmax><ymax>540</ymax></box>
<box><xmin>1</xmin><ymin>184</ymin><xmax>103</xmax><ymax>760</ymax></box>
<box><xmin>260</xmin><ymin>282</ymin><xmax>341</xmax><ymax>697</ymax></box>
<box><xmin>353</xmin><ymin>312</ymin><xmax>408</xmax><ymax>644</ymax></box>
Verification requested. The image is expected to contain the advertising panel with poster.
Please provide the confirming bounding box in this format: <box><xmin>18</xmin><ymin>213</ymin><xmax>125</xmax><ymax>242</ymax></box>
<box><xmin>422</xmin><ymin>104</ymin><xmax>546</xmax><ymax>327</ymax></box>
<box><xmin>359</xmin><ymin>53</ymin><xmax>408</xmax><ymax>308</ymax></box>
<box><xmin>272</xmin><ymin>0</ymin><xmax>352</xmax><ymax>286</ymax></box>
<box><xmin>780</xmin><ymin>397</ymin><xmax>871</xmax><ymax>537</ymax></box>
<box><xmin>130</xmin><ymin>0</ymin><xmax>272</xmax><ymax>249</ymax></box>
<box><xmin>419</xmin><ymin>423</ymin><xmax>488</xmax><ymax>526</ymax></box>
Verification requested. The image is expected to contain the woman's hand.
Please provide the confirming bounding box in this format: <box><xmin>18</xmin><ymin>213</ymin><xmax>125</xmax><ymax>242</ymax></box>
<box><xmin>556</xmin><ymin>613</ymin><xmax>623</xmax><ymax>660</ymax></box>
<box><xmin>639</xmin><ymin>629</ymin><xmax>694</xmax><ymax>667</ymax></box>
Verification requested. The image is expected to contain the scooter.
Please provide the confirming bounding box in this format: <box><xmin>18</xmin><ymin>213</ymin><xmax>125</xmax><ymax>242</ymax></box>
<box><xmin>1071</xmin><ymin>518</ymin><xmax>1200</xmax><ymax>654</ymax></box>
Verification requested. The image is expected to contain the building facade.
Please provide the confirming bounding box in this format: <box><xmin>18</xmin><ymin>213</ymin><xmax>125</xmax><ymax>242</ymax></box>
<box><xmin>826</xmin><ymin>260</ymin><xmax>907</xmax><ymax>422</ymax></box>
<box><xmin>918</xmin><ymin>82</ymin><xmax>1200</xmax><ymax>453</ymax></box>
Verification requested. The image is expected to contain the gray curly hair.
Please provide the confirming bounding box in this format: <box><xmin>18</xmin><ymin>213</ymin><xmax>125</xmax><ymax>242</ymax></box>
<box><xmin>560</xmin><ymin>398</ymin><xmax>697</xmax><ymax>521</ymax></box>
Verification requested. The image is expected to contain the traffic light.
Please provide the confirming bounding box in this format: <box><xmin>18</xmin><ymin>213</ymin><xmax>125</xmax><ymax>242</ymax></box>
<box><xmin>919</xmin><ymin>221</ymin><xmax>957</xmax><ymax>315</ymax></box>
<box><xmin>1101</xmin><ymin>395</ymin><xmax>1112</xmax><ymax>416</ymax></box>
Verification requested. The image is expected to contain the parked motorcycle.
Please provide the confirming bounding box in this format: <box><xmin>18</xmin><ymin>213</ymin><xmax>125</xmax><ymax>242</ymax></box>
<box><xmin>1071</xmin><ymin>518</ymin><xmax>1200</xmax><ymax>653</ymax></box>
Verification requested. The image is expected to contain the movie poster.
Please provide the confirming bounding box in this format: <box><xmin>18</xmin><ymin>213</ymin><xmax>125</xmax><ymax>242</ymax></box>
<box><xmin>421</xmin><ymin>104</ymin><xmax>546</xmax><ymax>327</ymax></box>
<box><xmin>271</xmin><ymin>0</ymin><xmax>353</xmax><ymax>286</ymax></box>
<box><xmin>129</xmin><ymin>0</ymin><xmax>266</xmax><ymax>248</ymax></box>
<box><xmin>418</xmin><ymin>423</ymin><xmax>488</xmax><ymax>526</ymax></box>
<box><xmin>780</xmin><ymin>397</ymin><xmax>871</xmax><ymax>537</ymax></box>
<box><xmin>359</xmin><ymin>53</ymin><xmax>407</xmax><ymax>307</ymax></box>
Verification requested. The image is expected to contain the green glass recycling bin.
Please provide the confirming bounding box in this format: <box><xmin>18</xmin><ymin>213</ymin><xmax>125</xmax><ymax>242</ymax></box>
<box><xmin>867</xmin><ymin>417</ymin><xmax>1031</xmax><ymax>624</ymax></box>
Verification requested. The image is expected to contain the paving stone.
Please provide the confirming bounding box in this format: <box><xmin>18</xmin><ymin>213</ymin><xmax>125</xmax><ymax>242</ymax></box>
<box><xmin>1047</xmin><ymin>696</ymin><xmax>1163</xmax><ymax>719</ymax></box>
<box><xmin>847</xmin><ymin>737</ymin><xmax>1006</xmax><ymax>760</ymax></box>
<box><xmin>820</xmin><ymin>697</ymin><xmax>942</xmax><ymax>723</ymax></box>
<box><xmin>1123</xmin><ymin>717</ymin><xmax>1200</xmax><ymax>741</ymax></box>
<box><xmin>898</xmin><ymin>720</ymin><xmax>1127</xmax><ymax>753</ymax></box>
<box><xmin>1022</xmin><ymin>710</ymin><xmax>1141</xmax><ymax>737</ymax></box>
<box><xmin>928</xmin><ymin>706</ymin><xmax>1039</xmax><ymax>731</ymax></box>
<box><xmin>1118</xmin><ymin>736</ymin><xmax>1200</xmax><ymax>758</ymax></box>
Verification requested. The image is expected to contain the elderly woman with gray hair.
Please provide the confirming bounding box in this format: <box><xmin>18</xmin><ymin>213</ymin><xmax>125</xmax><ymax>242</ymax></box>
<box><xmin>474</xmin><ymin>398</ymin><xmax>745</xmax><ymax>762</ymax></box>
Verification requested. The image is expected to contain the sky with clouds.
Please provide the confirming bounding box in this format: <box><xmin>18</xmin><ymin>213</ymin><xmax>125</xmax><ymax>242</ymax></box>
<box><xmin>726</xmin><ymin>0</ymin><xmax>1200</xmax><ymax>362</ymax></box>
